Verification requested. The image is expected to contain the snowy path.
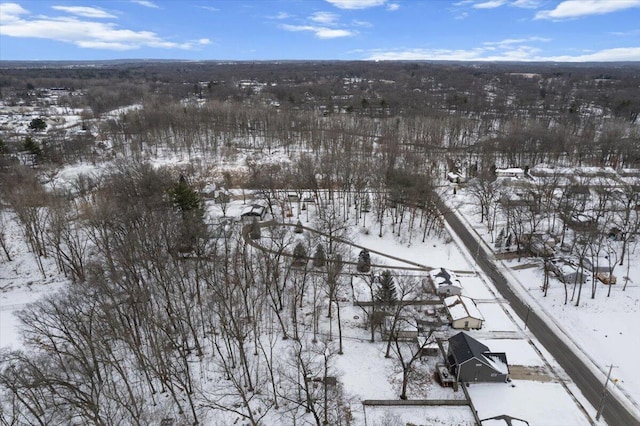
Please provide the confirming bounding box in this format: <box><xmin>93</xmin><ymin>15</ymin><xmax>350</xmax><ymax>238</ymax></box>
<box><xmin>244</xmin><ymin>220</ymin><xmax>476</xmax><ymax>274</ymax></box>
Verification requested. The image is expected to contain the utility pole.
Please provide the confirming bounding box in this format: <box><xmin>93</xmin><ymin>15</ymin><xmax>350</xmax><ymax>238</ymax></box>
<box><xmin>596</xmin><ymin>364</ymin><xmax>617</xmax><ymax>421</ymax></box>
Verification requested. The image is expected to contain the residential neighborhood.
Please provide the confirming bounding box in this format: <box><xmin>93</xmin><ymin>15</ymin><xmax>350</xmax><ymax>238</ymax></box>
<box><xmin>0</xmin><ymin>32</ymin><xmax>639</xmax><ymax>426</ymax></box>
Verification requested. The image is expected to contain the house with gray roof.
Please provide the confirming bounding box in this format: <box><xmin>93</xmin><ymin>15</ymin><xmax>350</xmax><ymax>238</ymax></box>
<box><xmin>447</xmin><ymin>332</ymin><xmax>509</xmax><ymax>383</ymax></box>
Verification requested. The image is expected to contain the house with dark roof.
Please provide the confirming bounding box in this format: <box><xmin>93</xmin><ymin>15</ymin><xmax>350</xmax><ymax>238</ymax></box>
<box><xmin>240</xmin><ymin>204</ymin><xmax>267</xmax><ymax>221</ymax></box>
<box><xmin>447</xmin><ymin>332</ymin><xmax>509</xmax><ymax>383</ymax></box>
<box><xmin>429</xmin><ymin>267</ymin><xmax>463</xmax><ymax>296</ymax></box>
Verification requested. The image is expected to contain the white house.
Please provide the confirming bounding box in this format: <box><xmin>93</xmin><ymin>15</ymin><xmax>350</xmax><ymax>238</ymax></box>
<box><xmin>495</xmin><ymin>168</ymin><xmax>525</xmax><ymax>179</ymax></box>
<box><xmin>429</xmin><ymin>268</ymin><xmax>463</xmax><ymax>296</ymax></box>
<box><xmin>444</xmin><ymin>295</ymin><xmax>484</xmax><ymax>330</ymax></box>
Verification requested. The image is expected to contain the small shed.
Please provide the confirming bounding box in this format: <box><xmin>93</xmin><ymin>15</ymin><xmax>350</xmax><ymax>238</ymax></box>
<box><xmin>546</xmin><ymin>258</ymin><xmax>589</xmax><ymax>284</ymax></box>
<box><xmin>417</xmin><ymin>335</ymin><xmax>440</xmax><ymax>357</ymax></box>
<box><xmin>444</xmin><ymin>295</ymin><xmax>484</xmax><ymax>330</ymax></box>
<box><xmin>447</xmin><ymin>332</ymin><xmax>509</xmax><ymax>383</ymax></box>
<box><xmin>383</xmin><ymin>317</ymin><xmax>419</xmax><ymax>341</ymax></box>
<box><xmin>447</xmin><ymin>172</ymin><xmax>462</xmax><ymax>183</ymax></box>
<box><xmin>429</xmin><ymin>268</ymin><xmax>463</xmax><ymax>296</ymax></box>
<box><xmin>581</xmin><ymin>258</ymin><xmax>613</xmax><ymax>274</ymax></box>
<box><xmin>555</xmin><ymin>263</ymin><xmax>587</xmax><ymax>284</ymax></box>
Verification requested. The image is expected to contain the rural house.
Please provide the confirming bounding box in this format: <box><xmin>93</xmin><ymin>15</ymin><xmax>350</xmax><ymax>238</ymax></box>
<box><xmin>495</xmin><ymin>168</ymin><xmax>526</xmax><ymax>179</ymax></box>
<box><xmin>429</xmin><ymin>268</ymin><xmax>463</xmax><ymax>296</ymax></box>
<box><xmin>447</xmin><ymin>332</ymin><xmax>509</xmax><ymax>383</ymax></box>
<box><xmin>444</xmin><ymin>295</ymin><xmax>484</xmax><ymax>330</ymax></box>
<box><xmin>240</xmin><ymin>204</ymin><xmax>267</xmax><ymax>221</ymax></box>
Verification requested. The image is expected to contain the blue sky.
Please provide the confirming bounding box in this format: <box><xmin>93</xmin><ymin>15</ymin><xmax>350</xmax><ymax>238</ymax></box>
<box><xmin>1</xmin><ymin>0</ymin><xmax>639</xmax><ymax>61</ymax></box>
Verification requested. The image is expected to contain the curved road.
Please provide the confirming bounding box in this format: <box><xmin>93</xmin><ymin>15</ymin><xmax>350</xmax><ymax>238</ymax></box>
<box><xmin>436</xmin><ymin>197</ymin><xmax>640</xmax><ymax>426</ymax></box>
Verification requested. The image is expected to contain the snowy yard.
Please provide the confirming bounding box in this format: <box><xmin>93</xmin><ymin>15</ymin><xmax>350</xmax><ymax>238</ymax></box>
<box><xmin>449</xmin><ymin>182</ymin><xmax>640</xmax><ymax>417</ymax></box>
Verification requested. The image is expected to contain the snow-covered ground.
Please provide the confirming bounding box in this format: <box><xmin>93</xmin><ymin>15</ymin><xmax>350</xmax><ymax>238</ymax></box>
<box><xmin>468</xmin><ymin>381</ymin><xmax>589</xmax><ymax>426</ymax></box>
<box><xmin>1</xmin><ymin>186</ymin><xmax>602</xmax><ymax>425</ymax></box>
<box><xmin>260</xmin><ymin>201</ymin><xmax>598</xmax><ymax>425</ymax></box>
<box><xmin>507</xmin><ymin>261</ymin><xmax>640</xmax><ymax>407</ymax></box>
<box><xmin>0</xmin><ymin>214</ymin><xmax>68</xmax><ymax>349</ymax></box>
<box><xmin>0</xmin><ymin>95</ymin><xmax>617</xmax><ymax>424</ymax></box>
<box><xmin>448</xmin><ymin>181</ymin><xmax>640</xmax><ymax>419</ymax></box>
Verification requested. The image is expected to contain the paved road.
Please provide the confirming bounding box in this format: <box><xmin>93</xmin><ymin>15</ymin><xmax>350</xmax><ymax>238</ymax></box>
<box><xmin>436</xmin><ymin>197</ymin><xmax>640</xmax><ymax>426</ymax></box>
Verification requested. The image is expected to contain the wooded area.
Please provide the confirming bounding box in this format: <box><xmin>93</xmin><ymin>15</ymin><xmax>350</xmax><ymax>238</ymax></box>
<box><xmin>0</xmin><ymin>60</ymin><xmax>638</xmax><ymax>425</ymax></box>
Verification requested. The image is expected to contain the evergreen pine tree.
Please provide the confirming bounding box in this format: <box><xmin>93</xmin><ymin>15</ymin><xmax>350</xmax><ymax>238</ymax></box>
<box><xmin>28</xmin><ymin>117</ymin><xmax>47</xmax><ymax>131</ymax></box>
<box><xmin>170</xmin><ymin>174</ymin><xmax>201</xmax><ymax>213</ymax></box>
<box><xmin>361</xmin><ymin>194</ymin><xmax>371</xmax><ymax>213</ymax></box>
<box><xmin>169</xmin><ymin>175</ymin><xmax>206</xmax><ymax>253</ymax></box>
<box><xmin>292</xmin><ymin>242</ymin><xmax>307</xmax><ymax>267</ymax></box>
<box><xmin>357</xmin><ymin>249</ymin><xmax>371</xmax><ymax>273</ymax></box>
<box><xmin>23</xmin><ymin>136</ymin><xmax>43</xmax><ymax>159</ymax></box>
<box><xmin>249</xmin><ymin>218</ymin><xmax>261</xmax><ymax>240</ymax></box>
<box><xmin>295</xmin><ymin>220</ymin><xmax>304</xmax><ymax>234</ymax></box>
<box><xmin>375</xmin><ymin>270</ymin><xmax>397</xmax><ymax>304</ymax></box>
<box><xmin>312</xmin><ymin>244</ymin><xmax>326</xmax><ymax>268</ymax></box>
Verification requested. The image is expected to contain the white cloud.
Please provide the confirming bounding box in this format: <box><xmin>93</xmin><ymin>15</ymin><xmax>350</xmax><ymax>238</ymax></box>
<box><xmin>316</xmin><ymin>28</ymin><xmax>355</xmax><ymax>38</ymax></box>
<box><xmin>535</xmin><ymin>0</ymin><xmax>640</xmax><ymax>20</ymax></box>
<box><xmin>610</xmin><ymin>29</ymin><xmax>640</xmax><ymax>36</ymax></box>
<box><xmin>280</xmin><ymin>24</ymin><xmax>355</xmax><ymax>39</ymax></box>
<box><xmin>278</xmin><ymin>9</ymin><xmax>362</xmax><ymax>38</ymax></box>
<box><xmin>387</xmin><ymin>3</ymin><xmax>400</xmax><ymax>11</ymax></box>
<box><xmin>455</xmin><ymin>11</ymin><xmax>469</xmax><ymax>19</ymax></box>
<box><xmin>325</xmin><ymin>0</ymin><xmax>387</xmax><ymax>10</ymax></box>
<box><xmin>270</xmin><ymin>12</ymin><xmax>292</xmax><ymax>19</ymax></box>
<box><xmin>352</xmin><ymin>19</ymin><xmax>373</xmax><ymax>27</ymax></box>
<box><xmin>131</xmin><ymin>0</ymin><xmax>159</xmax><ymax>9</ymax></box>
<box><xmin>543</xmin><ymin>47</ymin><xmax>640</xmax><ymax>62</ymax></box>
<box><xmin>0</xmin><ymin>3</ymin><xmax>28</xmax><ymax>23</ymax></box>
<box><xmin>365</xmin><ymin>46</ymin><xmax>541</xmax><ymax>61</ymax></box>
<box><xmin>199</xmin><ymin>6</ymin><xmax>219</xmax><ymax>12</ymax></box>
<box><xmin>455</xmin><ymin>0</ymin><xmax>541</xmax><ymax>11</ymax></box>
<box><xmin>366</xmin><ymin>47</ymin><xmax>486</xmax><ymax>61</ymax></box>
<box><xmin>51</xmin><ymin>6</ymin><xmax>116</xmax><ymax>19</ymax></box>
<box><xmin>363</xmin><ymin>34</ymin><xmax>629</xmax><ymax>62</ymax></box>
<box><xmin>364</xmin><ymin>45</ymin><xmax>640</xmax><ymax>62</ymax></box>
<box><xmin>310</xmin><ymin>11</ymin><xmax>339</xmax><ymax>25</ymax></box>
<box><xmin>512</xmin><ymin>0</ymin><xmax>542</xmax><ymax>8</ymax></box>
<box><xmin>0</xmin><ymin>4</ymin><xmax>204</xmax><ymax>51</ymax></box>
<box><xmin>483</xmin><ymin>36</ymin><xmax>551</xmax><ymax>47</ymax></box>
<box><xmin>473</xmin><ymin>0</ymin><xmax>507</xmax><ymax>9</ymax></box>
<box><xmin>198</xmin><ymin>38</ymin><xmax>212</xmax><ymax>45</ymax></box>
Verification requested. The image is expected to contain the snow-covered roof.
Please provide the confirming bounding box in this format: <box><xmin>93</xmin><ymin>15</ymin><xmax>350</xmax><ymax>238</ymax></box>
<box><xmin>496</xmin><ymin>167</ymin><xmax>525</xmax><ymax>175</ymax></box>
<box><xmin>241</xmin><ymin>204</ymin><xmax>266</xmax><ymax>216</ymax></box>
<box><xmin>430</xmin><ymin>268</ymin><xmax>463</xmax><ymax>289</ymax></box>
<box><xmin>484</xmin><ymin>353</ymin><xmax>509</xmax><ymax>374</ymax></box>
<box><xmin>449</xmin><ymin>332</ymin><xmax>509</xmax><ymax>374</ymax></box>
<box><xmin>530</xmin><ymin>165</ymin><xmax>623</xmax><ymax>182</ymax></box>
<box><xmin>444</xmin><ymin>295</ymin><xmax>483</xmax><ymax>321</ymax></box>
